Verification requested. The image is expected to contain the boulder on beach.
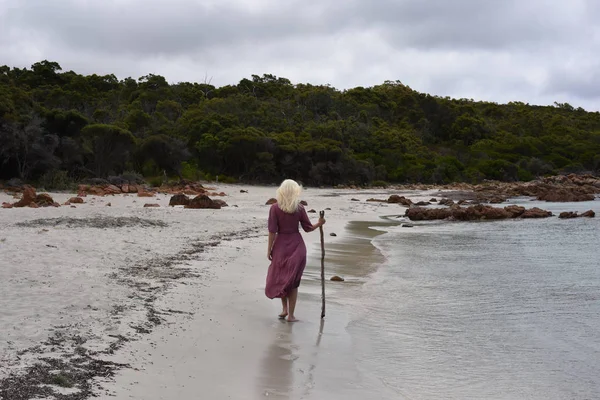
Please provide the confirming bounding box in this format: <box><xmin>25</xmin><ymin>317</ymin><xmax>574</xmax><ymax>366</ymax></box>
<box><xmin>266</xmin><ymin>198</ymin><xmax>277</xmax><ymax>205</ymax></box>
<box><xmin>35</xmin><ymin>193</ymin><xmax>58</xmax><ymax>207</ymax></box>
<box><xmin>351</xmin><ymin>198</ymin><xmax>360</xmax><ymax>202</ymax></box>
<box><xmin>307</xmin><ymin>209</ymin><xmax>316</xmax><ymax>213</ymax></box>
<box><xmin>559</xmin><ymin>211</ymin><xmax>578</xmax><ymax>219</ymax></box>
<box><xmin>13</xmin><ymin>185</ymin><xmax>36</xmax><ymax>207</ymax></box>
<box><xmin>300</xmin><ymin>200</ymin><xmax>308</xmax><ymax>206</ymax></box>
<box><xmin>521</xmin><ymin>207</ymin><xmax>553</xmax><ymax>218</ymax></box>
<box><xmin>387</xmin><ymin>195</ymin><xmax>412</xmax><ymax>206</ymax></box>
<box><xmin>504</xmin><ymin>205</ymin><xmax>526</xmax><ymax>218</ymax></box>
<box><xmin>438</xmin><ymin>198</ymin><xmax>455</xmax><ymax>206</ymax></box>
<box><xmin>581</xmin><ymin>210</ymin><xmax>595</xmax><ymax>218</ymax></box>
<box><xmin>212</xmin><ymin>199</ymin><xmax>229</xmax><ymax>207</ymax></box>
<box><xmin>330</xmin><ymin>275</ymin><xmax>345</xmax><ymax>282</ymax></box>
<box><xmin>2</xmin><ymin>202</ymin><xmax>13</xmax><ymax>209</ymax></box>
<box><xmin>144</xmin><ymin>203</ymin><xmax>160</xmax><ymax>208</ymax></box>
<box><xmin>186</xmin><ymin>195</ymin><xmax>221</xmax><ymax>209</ymax></box>
<box><xmin>169</xmin><ymin>194</ymin><xmax>190</xmax><ymax>207</ymax></box>
<box><xmin>68</xmin><ymin>197</ymin><xmax>85</xmax><ymax>204</ymax></box>
<box><xmin>414</xmin><ymin>201</ymin><xmax>431</xmax><ymax>206</ymax></box>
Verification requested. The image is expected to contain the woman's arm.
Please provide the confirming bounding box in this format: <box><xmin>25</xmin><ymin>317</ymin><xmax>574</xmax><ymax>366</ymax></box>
<box><xmin>299</xmin><ymin>206</ymin><xmax>326</xmax><ymax>232</ymax></box>
<box><xmin>268</xmin><ymin>232</ymin><xmax>276</xmax><ymax>260</ymax></box>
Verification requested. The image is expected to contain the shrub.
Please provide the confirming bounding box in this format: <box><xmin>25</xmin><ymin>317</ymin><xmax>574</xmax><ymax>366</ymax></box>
<box><xmin>38</xmin><ymin>170</ymin><xmax>75</xmax><ymax>191</ymax></box>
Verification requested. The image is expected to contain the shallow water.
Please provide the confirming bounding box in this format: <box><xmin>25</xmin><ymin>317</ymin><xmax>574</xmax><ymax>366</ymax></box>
<box><xmin>345</xmin><ymin>199</ymin><xmax>600</xmax><ymax>399</ymax></box>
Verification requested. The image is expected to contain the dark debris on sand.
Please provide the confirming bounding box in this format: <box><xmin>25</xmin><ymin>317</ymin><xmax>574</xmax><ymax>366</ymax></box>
<box><xmin>16</xmin><ymin>216</ymin><xmax>168</xmax><ymax>229</ymax></box>
<box><xmin>1</xmin><ymin>223</ymin><xmax>264</xmax><ymax>399</ymax></box>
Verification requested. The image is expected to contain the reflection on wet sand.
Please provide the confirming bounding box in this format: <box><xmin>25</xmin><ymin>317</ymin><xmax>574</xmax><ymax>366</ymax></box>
<box><xmin>257</xmin><ymin>321</ymin><xmax>295</xmax><ymax>399</ymax></box>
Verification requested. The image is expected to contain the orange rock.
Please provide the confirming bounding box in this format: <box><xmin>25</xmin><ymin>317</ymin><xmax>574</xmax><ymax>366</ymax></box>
<box><xmin>137</xmin><ymin>191</ymin><xmax>155</xmax><ymax>197</ymax></box>
<box><xmin>104</xmin><ymin>184</ymin><xmax>122</xmax><ymax>195</ymax></box>
<box><xmin>35</xmin><ymin>193</ymin><xmax>55</xmax><ymax>207</ymax></box>
<box><xmin>13</xmin><ymin>185</ymin><xmax>36</xmax><ymax>207</ymax></box>
<box><xmin>266</xmin><ymin>198</ymin><xmax>277</xmax><ymax>205</ymax></box>
<box><xmin>2</xmin><ymin>202</ymin><xmax>13</xmax><ymax>209</ymax></box>
<box><xmin>68</xmin><ymin>197</ymin><xmax>84</xmax><ymax>204</ymax></box>
<box><xmin>29</xmin><ymin>202</ymin><xmax>39</xmax><ymax>208</ymax></box>
<box><xmin>121</xmin><ymin>184</ymin><xmax>129</xmax><ymax>193</ymax></box>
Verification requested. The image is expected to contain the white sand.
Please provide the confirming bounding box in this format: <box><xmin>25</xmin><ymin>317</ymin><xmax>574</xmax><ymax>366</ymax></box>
<box><xmin>0</xmin><ymin>184</ymin><xmax>436</xmax><ymax>399</ymax></box>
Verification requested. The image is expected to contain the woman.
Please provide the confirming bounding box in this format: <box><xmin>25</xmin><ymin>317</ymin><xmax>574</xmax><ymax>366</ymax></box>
<box><xmin>265</xmin><ymin>179</ymin><xmax>325</xmax><ymax>322</ymax></box>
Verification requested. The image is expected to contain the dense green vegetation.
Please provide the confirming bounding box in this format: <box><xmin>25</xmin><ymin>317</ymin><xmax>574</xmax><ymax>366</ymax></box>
<box><xmin>1</xmin><ymin>61</ymin><xmax>599</xmax><ymax>187</ymax></box>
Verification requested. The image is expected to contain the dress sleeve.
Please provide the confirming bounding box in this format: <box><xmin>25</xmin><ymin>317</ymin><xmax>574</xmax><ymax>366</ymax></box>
<box><xmin>268</xmin><ymin>204</ymin><xmax>278</xmax><ymax>233</ymax></box>
<box><xmin>299</xmin><ymin>206</ymin><xmax>314</xmax><ymax>232</ymax></box>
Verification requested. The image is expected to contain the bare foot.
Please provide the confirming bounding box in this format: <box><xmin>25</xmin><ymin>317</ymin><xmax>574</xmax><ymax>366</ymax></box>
<box><xmin>278</xmin><ymin>312</ymin><xmax>288</xmax><ymax>319</ymax></box>
<box><xmin>286</xmin><ymin>316</ymin><xmax>298</xmax><ymax>322</ymax></box>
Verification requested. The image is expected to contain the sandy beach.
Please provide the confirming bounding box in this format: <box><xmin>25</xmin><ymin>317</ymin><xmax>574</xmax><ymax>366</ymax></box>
<box><xmin>0</xmin><ymin>184</ymin><xmax>427</xmax><ymax>399</ymax></box>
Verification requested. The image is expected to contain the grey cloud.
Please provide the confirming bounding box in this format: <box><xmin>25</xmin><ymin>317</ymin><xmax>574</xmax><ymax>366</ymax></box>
<box><xmin>1</xmin><ymin>0</ymin><xmax>600</xmax><ymax>110</ymax></box>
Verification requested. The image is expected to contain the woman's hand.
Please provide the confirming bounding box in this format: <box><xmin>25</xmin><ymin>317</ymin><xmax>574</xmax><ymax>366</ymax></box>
<box><xmin>268</xmin><ymin>250</ymin><xmax>273</xmax><ymax>261</ymax></box>
<box><xmin>318</xmin><ymin>217</ymin><xmax>326</xmax><ymax>227</ymax></box>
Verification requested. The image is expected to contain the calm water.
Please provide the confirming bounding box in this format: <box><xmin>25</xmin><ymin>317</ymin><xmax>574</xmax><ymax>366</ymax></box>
<box><xmin>347</xmin><ymin>199</ymin><xmax>600</xmax><ymax>399</ymax></box>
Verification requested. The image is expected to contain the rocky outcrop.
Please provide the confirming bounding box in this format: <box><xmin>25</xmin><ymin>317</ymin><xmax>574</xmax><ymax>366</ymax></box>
<box><xmin>537</xmin><ymin>189</ymin><xmax>595</xmax><ymax>202</ymax></box>
<box><xmin>186</xmin><ymin>195</ymin><xmax>221</xmax><ymax>209</ymax></box>
<box><xmin>406</xmin><ymin>204</ymin><xmax>552</xmax><ymax>221</ymax></box>
<box><xmin>559</xmin><ymin>210</ymin><xmax>596</xmax><ymax>218</ymax></box>
<box><xmin>559</xmin><ymin>211</ymin><xmax>578</xmax><ymax>219</ymax></box>
<box><xmin>266</xmin><ymin>198</ymin><xmax>277</xmax><ymax>205</ymax></box>
<box><xmin>169</xmin><ymin>194</ymin><xmax>190</xmax><ymax>207</ymax></box>
<box><xmin>521</xmin><ymin>207</ymin><xmax>553</xmax><ymax>219</ymax></box>
<box><xmin>35</xmin><ymin>193</ymin><xmax>59</xmax><ymax>207</ymax></box>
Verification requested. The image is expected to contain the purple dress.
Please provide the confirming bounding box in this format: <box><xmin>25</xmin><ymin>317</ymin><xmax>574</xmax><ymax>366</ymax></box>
<box><xmin>265</xmin><ymin>203</ymin><xmax>315</xmax><ymax>299</ymax></box>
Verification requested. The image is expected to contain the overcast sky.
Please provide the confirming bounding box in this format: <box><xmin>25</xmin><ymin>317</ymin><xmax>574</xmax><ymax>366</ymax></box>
<box><xmin>1</xmin><ymin>0</ymin><xmax>599</xmax><ymax>110</ymax></box>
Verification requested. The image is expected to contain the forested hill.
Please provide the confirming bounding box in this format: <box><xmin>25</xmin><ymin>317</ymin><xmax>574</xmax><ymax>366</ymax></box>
<box><xmin>1</xmin><ymin>60</ymin><xmax>599</xmax><ymax>188</ymax></box>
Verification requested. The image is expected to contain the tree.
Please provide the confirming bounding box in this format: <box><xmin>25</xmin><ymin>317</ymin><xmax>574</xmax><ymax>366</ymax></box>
<box><xmin>81</xmin><ymin>124</ymin><xmax>136</xmax><ymax>177</ymax></box>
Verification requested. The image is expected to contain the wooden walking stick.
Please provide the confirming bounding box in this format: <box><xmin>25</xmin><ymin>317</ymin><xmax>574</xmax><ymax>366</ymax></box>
<box><xmin>319</xmin><ymin>210</ymin><xmax>326</xmax><ymax>319</ymax></box>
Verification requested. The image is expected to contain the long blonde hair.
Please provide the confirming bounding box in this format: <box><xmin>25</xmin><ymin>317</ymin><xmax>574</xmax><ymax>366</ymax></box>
<box><xmin>276</xmin><ymin>179</ymin><xmax>302</xmax><ymax>214</ymax></box>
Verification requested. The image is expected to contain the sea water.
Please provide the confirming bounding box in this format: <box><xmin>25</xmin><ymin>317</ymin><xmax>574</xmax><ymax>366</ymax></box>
<box><xmin>346</xmin><ymin>199</ymin><xmax>600</xmax><ymax>399</ymax></box>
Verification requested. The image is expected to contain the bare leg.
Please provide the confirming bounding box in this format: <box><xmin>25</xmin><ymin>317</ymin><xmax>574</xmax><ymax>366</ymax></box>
<box><xmin>279</xmin><ymin>297</ymin><xmax>288</xmax><ymax>318</ymax></box>
<box><xmin>287</xmin><ymin>288</ymin><xmax>298</xmax><ymax>322</ymax></box>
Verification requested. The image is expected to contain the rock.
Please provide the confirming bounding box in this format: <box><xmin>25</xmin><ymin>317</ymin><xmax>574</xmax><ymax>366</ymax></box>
<box><xmin>29</xmin><ymin>202</ymin><xmax>39</xmax><ymax>208</ymax></box>
<box><xmin>387</xmin><ymin>195</ymin><xmax>412</xmax><ymax>206</ymax></box>
<box><xmin>330</xmin><ymin>233</ymin><xmax>337</xmax><ymax>237</ymax></box>
<box><xmin>266</xmin><ymin>198</ymin><xmax>277</xmax><ymax>205</ymax></box>
<box><xmin>300</xmin><ymin>200</ymin><xmax>308</xmax><ymax>206</ymax></box>
<box><xmin>68</xmin><ymin>197</ymin><xmax>84</xmax><ymax>204</ymax></box>
<box><xmin>104</xmin><ymin>184</ymin><xmax>122</xmax><ymax>195</ymax></box>
<box><xmin>401</xmin><ymin>223</ymin><xmax>414</xmax><ymax>228</ymax></box>
<box><xmin>325</xmin><ymin>208</ymin><xmax>331</xmax><ymax>210</ymax></box>
<box><xmin>2</xmin><ymin>202</ymin><xmax>13</xmax><ymax>209</ymax></box>
<box><xmin>489</xmin><ymin>197</ymin><xmax>507</xmax><ymax>204</ymax></box>
<box><xmin>88</xmin><ymin>186</ymin><xmax>106</xmax><ymax>196</ymax></box>
<box><xmin>406</xmin><ymin>207</ymin><xmax>452</xmax><ymax>221</ymax></box>
<box><xmin>169</xmin><ymin>194</ymin><xmax>190</xmax><ymax>207</ymax></box>
<box><xmin>32</xmin><ymin>193</ymin><xmax>55</xmax><ymax>207</ymax></box>
<box><xmin>367</xmin><ymin>198</ymin><xmax>387</xmax><ymax>202</ymax></box>
<box><xmin>414</xmin><ymin>201</ymin><xmax>431</xmax><ymax>206</ymax></box>
<box><xmin>13</xmin><ymin>185</ymin><xmax>36</xmax><ymax>207</ymax></box>
<box><xmin>121</xmin><ymin>184</ymin><xmax>130</xmax><ymax>193</ymax></box>
<box><xmin>240</xmin><ymin>190</ymin><xmax>248</xmax><ymax>193</ymax></box>
<box><xmin>330</xmin><ymin>276</ymin><xmax>345</xmax><ymax>282</ymax></box>
<box><xmin>438</xmin><ymin>198</ymin><xmax>455</xmax><ymax>206</ymax></box>
<box><xmin>70</xmin><ymin>205</ymin><xmax>76</xmax><ymax>208</ymax></box>
<box><xmin>186</xmin><ymin>195</ymin><xmax>221</xmax><ymax>209</ymax></box>
<box><xmin>308</xmin><ymin>209</ymin><xmax>317</xmax><ymax>213</ymax></box>
<box><xmin>521</xmin><ymin>207</ymin><xmax>552</xmax><ymax>218</ymax></box>
<box><xmin>581</xmin><ymin>210</ymin><xmax>596</xmax><ymax>218</ymax></box>
<box><xmin>430</xmin><ymin>198</ymin><xmax>437</xmax><ymax>202</ymax></box>
<box><xmin>537</xmin><ymin>189</ymin><xmax>595</xmax><ymax>202</ymax></box>
<box><xmin>106</xmin><ymin>202</ymin><xmax>112</xmax><ymax>207</ymax></box>
<box><xmin>212</xmin><ymin>199</ymin><xmax>229</xmax><ymax>207</ymax></box>
<box><xmin>137</xmin><ymin>190</ymin><xmax>155</xmax><ymax>198</ymax></box>
<box><xmin>144</xmin><ymin>203</ymin><xmax>160</xmax><ymax>208</ymax></box>
<box><xmin>504</xmin><ymin>205</ymin><xmax>526</xmax><ymax>218</ymax></box>
<box><xmin>351</xmin><ymin>198</ymin><xmax>360</xmax><ymax>201</ymax></box>
<box><xmin>559</xmin><ymin>211</ymin><xmax>578</xmax><ymax>219</ymax></box>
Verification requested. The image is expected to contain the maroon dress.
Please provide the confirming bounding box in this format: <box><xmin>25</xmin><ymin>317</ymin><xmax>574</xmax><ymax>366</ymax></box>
<box><xmin>265</xmin><ymin>203</ymin><xmax>315</xmax><ymax>299</ymax></box>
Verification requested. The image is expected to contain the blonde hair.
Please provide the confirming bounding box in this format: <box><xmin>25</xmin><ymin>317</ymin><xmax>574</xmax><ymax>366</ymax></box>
<box><xmin>276</xmin><ymin>179</ymin><xmax>302</xmax><ymax>214</ymax></box>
